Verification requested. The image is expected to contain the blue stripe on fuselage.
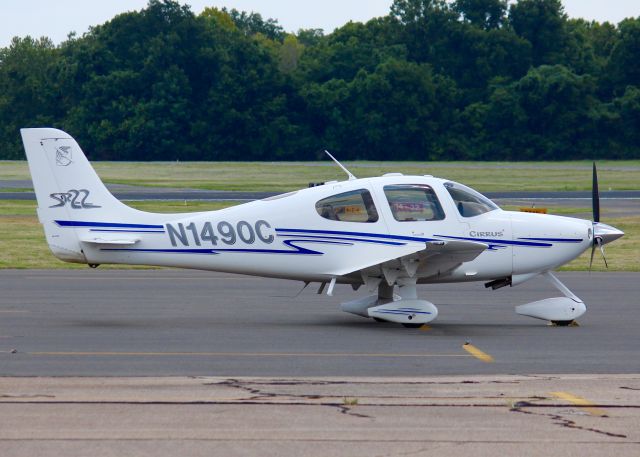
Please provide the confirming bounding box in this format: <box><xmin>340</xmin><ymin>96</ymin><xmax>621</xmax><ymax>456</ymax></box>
<box><xmin>55</xmin><ymin>221</ymin><xmax>575</xmax><ymax>251</ymax></box>
<box><xmin>276</xmin><ymin>228</ymin><xmax>436</xmax><ymax>243</ymax></box>
<box><xmin>56</xmin><ymin>220</ymin><xmax>164</xmax><ymax>230</ymax></box>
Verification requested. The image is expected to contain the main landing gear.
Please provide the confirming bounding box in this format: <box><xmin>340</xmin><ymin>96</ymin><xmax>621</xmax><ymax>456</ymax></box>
<box><xmin>340</xmin><ymin>271</ymin><xmax>585</xmax><ymax>328</ymax></box>
<box><xmin>515</xmin><ymin>271</ymin><xmax>586</xmax><ymax>325</ymax></box>
<box><xmin>340</xmin><ymin>278</ymin><xmax>438</xmax><ymax>327</ymax></box>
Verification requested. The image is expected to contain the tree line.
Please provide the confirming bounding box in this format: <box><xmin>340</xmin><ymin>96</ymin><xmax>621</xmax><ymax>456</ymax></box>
<box><xmin>0</xmin><ymin>0</ymin><xmax>638</xmax><ymax>161</ymax></box>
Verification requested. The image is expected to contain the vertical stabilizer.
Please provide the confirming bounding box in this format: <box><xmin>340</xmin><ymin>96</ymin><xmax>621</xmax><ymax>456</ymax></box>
<box><xmin>20</xmin><ymin>128</ymin><xmax>140</xmax><ymax>263</ymax></box>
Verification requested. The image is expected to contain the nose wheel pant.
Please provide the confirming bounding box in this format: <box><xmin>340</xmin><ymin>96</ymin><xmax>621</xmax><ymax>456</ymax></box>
<box><xmin>515</xmin><ymin>271</ymin><xmax>586</xmax><ymax>324</ymax></box>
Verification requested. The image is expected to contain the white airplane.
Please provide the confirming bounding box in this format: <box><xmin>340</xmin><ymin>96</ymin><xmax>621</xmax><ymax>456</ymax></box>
<box><xmin>21</xmin><ymin>128</ymin><xmax>624</xmax><ymax>327</ymax></box>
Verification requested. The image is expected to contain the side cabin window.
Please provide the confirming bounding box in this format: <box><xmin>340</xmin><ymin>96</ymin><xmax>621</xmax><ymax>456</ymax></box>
<box><xmin>444</xmin><ymin>181</ymin><xmax>499</xmax><ymax>217</ymax></box>
<box><xmin>384</xmin><ymin>184</ymin><xmax>445</xmax><ymax>222</ymax></box>
<box><xmin>315</xmin><ymin>189</ymin><xmax>379</xmax><ymax>223</ymax></box>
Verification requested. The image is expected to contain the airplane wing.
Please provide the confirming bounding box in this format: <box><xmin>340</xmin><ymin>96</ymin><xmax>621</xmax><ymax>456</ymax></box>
<box><xmin>332</xmin><ymin>239</ymin><xmax>488</xmax><ymax>285</ymax></box>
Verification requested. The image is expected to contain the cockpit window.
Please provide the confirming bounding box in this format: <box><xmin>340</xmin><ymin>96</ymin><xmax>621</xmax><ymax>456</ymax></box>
<box><xmin>383</xmin><ymin>185</ymin><xmax>445</xmax><ymax>222</ymax></box>
<box><xmin>315</xmin><ymin>189</ymin><xmax>379</xmax><ymax>223</ymax></box>
<box><xmin>444</xmin><ymin>181</ymin><xmax>499</xmax><ymax>217</ymax></box>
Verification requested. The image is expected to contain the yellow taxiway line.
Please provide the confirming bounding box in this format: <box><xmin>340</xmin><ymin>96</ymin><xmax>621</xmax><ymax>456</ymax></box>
<box><xmin>550</xmin><ymin>391</ymin><xmax>608</xmax><ymax>417</ymax></box>
<box><xmin>462</xmin><ymin>343</ymin><xmax>495</xmax><ymax>363</ymax></box>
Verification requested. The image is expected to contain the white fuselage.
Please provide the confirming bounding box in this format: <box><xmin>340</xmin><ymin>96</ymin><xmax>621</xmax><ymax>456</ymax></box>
<box><xmin>71</xmin><ymin>175</ymin><xmax>592</xmax><ymax>284</ymax></box>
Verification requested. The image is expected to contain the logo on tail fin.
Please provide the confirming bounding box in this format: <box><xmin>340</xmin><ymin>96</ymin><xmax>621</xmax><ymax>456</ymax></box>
<box><xmin>49</xmin><ymin>189</ymin><xmax>101</xmax><ymax>209</ymax></box>
<box><xmin>55</xmin><ymin>146</ymin><xmax>73</xmax><ymax>166</ymax></box>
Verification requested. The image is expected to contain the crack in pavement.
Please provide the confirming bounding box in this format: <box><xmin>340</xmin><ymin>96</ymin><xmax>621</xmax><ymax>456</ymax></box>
<box><xmin>213</xmin><ymin>378</ymin><xmax>373</xmax><ymax>419</ymax></box>
<box><xmin>336</xmin><ymin>405</ymin><xmax>371</xmax><ymax>419</ymax></box>
<box><xmin>510</xmin><ymin>403</ymin><xmax>628</xmax><ymax>439</ymax></box>
<box><xmin>375</xmin><ymin>443</ymin><xmax>459</xmax><ymax>457</ymax></box>
<box><xmin>215</xmin><ymin>378</ymin><xmax>275</xmax><ymax>401</ymax></box>
<box><xmin>206</xmin><ymin>378</ymin><xmax>529</xmax><ymax>402</ymax></box>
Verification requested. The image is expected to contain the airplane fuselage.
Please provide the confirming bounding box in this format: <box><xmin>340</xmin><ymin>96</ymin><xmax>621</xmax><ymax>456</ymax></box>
<box><xmin>55</xmin><ymin>175</ymin><xmax>592</xmax><ymax>284</ymax></box>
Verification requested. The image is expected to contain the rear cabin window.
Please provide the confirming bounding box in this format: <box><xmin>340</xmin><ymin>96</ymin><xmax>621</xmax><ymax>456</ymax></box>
<box><xmin>315</xmin><ymin>189</ymin><xmax>379</xmax><ymax>223</ymax></box>
<box><xmin>384</xmin><ymin>185</ymin><xmax>445</xmax><ymax>222</ymax></box>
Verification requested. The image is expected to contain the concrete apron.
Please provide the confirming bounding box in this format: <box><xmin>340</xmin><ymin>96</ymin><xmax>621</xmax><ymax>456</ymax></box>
<box><xmin>0</xmin><ymin>374</ymin><xmax>639</xmax><ymax>457</ymax></box>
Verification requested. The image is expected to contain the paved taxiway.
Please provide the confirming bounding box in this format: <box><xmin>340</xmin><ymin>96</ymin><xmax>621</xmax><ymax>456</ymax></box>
<box><xmin>2</xmin><ymin>270</ymin><xmax>639</xmax><ymax>456</ymax></box>
<box><xmin>1</xmin><ymin>270</ymin><xmax>638</xmax><ymax>376</ymax></box>
<box><xmin>3</xmin><ymin>179</ymin><xmax>640</xmax><ymax>203</ymax></box>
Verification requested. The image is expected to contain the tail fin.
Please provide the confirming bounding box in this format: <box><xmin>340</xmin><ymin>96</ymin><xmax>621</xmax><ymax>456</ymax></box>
<box><xmin>21</xmin><ymin>128</ymin><xmax>141</xmax><ymax>263</ymax></box>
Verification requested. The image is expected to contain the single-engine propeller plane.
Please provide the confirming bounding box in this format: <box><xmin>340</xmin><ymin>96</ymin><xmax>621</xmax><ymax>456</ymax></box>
<box><xmin>21</xmin><ymin>128</ymin><xmax>624</xmax><ymax>327</ymax></box>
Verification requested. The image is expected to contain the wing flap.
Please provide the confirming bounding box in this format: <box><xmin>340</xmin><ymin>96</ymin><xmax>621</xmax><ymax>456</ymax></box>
<box><xmin>421</xmin><ymin>240</ymin><xmax>488</xmax><ymax>262</ymax></box>
<box><xmin>334</xmin><ymin>239</ymin><xmax>488</xmax><ymax>278</ymax></box>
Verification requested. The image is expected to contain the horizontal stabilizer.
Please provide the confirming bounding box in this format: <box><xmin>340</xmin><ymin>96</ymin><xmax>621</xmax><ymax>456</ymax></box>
<box><xmin>80</xmin><ymin>236</ymin><xmax>140</xmax><ymax>245</ymax></box>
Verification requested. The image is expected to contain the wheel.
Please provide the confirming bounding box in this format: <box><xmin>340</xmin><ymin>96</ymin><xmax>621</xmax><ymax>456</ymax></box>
<box><xmin>551</xmin><ymin>320</ymin><xmax>574</xmax><ymax>326</ymax></box>
<box><xmin>402</xmin><ymin>323</ymin><xmax>423</xmax><ymax>329</ymax></box>
<box><xmin>373</xmin><ymin>318</ymin><xmax>386</xmax><ymax>323</ymax></box>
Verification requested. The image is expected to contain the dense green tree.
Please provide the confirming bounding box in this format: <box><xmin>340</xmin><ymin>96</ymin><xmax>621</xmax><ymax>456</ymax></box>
<box><xmin>278</xmin><ymin>34</ymin><xmax>304</xmax><ymax>74</ymax></box>
<box><xmin>296</xmin><ymin>29</ymin><xmax>324</xmax><ymax>47</ymax></box>
<box><xmin>59</xmin><ymin>0</ymin><xmax>210</xmax><ymax>159</ymax></box>
<box><xmin>390</xmin><ymin>0</ymin><xmax>530</xmax><ymax>101</ymax></box>
<box><xmin>0</xmin><ymin>37</ymin><xmax>60</xmax><ymax>159</ymax></box>
<box><xmin>297</xmin><ymin>18</ymin><xmax>404</xmax><ymax>84</ymax></box>
<box><xmin>453</xmin><ymin>0</ymin><xmax>508</xmax><ymax>30</ymax></box>
<box><xmin>222</xmin><ymin>8</ymin><xmax>286</xmax><ymax>41</ymax></box>
<box><xmin>609</xmin><ymin>86</ymin><xmax>640</xmax><ymax>157</ymax></box>
<box><xmin>586</xmin><ymin>20</ymin><xmax>619</xmax><ymax>62</ymax></box>
<box><xmin>302</xmin><ymin>58</ymin><xmax>459</xmax><ymax>160</ymax></box>
<box><xmin>0</xmin><ymin>0</ymin><xmax>638</xmax><ymax>161</ymax></box>
<box><xmin>390</xmin><ymin>0</ymin><xmax>459</xmax><ymax>67</ymax></box>
<box><xmin>476</xmin><ymin>65</ymin><xmax>602</xmax><ymax>160</ymax></box>
<box><xmin>509</xmin><ymin>0</ymin><xmax>568</xmax><ymax>66</ymax></box>
<box><xmin>606</xmin><ymin>18</ymin><xmax>640</xmax><ymax>96</ymax></box>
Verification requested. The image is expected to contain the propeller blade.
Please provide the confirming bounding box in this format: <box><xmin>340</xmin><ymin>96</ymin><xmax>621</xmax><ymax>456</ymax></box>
<box><xmin>599</xmin><ymin>240</ymin><xmax>608</xmax><ymax>269</ymax></box>
<box><xmin>592</xmin><ymin>162</ymin><xmax>600</xmax><ymax>223</ymax></box>
<box><xmin>589</xmin><ymin>243</ymin><xmax>596</xmax><ymax>272</ymax></box>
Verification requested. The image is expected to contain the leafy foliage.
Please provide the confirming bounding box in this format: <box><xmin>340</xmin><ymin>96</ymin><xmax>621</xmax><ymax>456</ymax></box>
<box><xmin>0</xmin><ymin>0</ymin><xmax>638</xmax><ymax>160</ymax></box>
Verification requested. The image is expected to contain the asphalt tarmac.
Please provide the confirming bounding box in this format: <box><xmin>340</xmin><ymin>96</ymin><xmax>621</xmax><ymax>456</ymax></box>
<box><xmin>3</xmin><ymin>179</ymin><xmax>640</xmax><ymax>203</ymax></box>
<box><xmin>0</xmin><ymin>181</ymin><xmax>277</xmax><ymax>201</ymax></box>
<box><xmin>1</xmin><ymin>269</ymin><xmax>638</xmax><ymax>377</ymax></box>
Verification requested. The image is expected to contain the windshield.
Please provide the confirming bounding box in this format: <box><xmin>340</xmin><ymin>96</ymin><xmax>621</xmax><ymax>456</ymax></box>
<box><xmin>444</xmin><ymin>181</ymin><xmax>499</xmax><ymax>217</ymax></box>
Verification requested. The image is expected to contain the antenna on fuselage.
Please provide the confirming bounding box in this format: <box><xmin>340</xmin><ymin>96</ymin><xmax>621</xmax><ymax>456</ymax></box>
<box><xmin>325</xmin><ymin>150</ymin><xmax>357</xmax><ymax>181</ymax></box>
